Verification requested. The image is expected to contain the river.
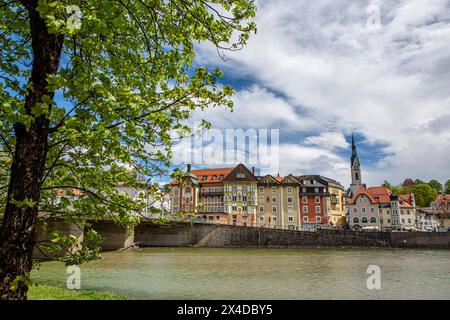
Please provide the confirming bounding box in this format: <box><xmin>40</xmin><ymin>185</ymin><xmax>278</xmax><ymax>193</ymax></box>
<box><xmin>32</xmin><ymin>247</ymin><xmax>450</xmax><ymax>299</ymax></box>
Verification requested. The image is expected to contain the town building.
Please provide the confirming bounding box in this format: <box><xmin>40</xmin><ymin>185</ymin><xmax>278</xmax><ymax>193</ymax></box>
<box><xmin>416</xmin><ymin>208</ymin><xmax>440</xmax><ymax>231</ymax></box>
<box><xmin>430</xmin><ymin>195</ymin><xmax>450</xmax><ymax>229</ymax></box>
<box><xmin>223</xmin><ymin>164</ymin><xmax>259</xmax><ymax>226</ymax></box>
<box><xmin>256</xmin><ymin>174</ymin><xmax>303</xmax><ymax>230</ymax></box>
<box><xmin>346</xmin><ymin>137</ymin><xmax>417</xmax><ymax>231</ymax></box>
<box><xmin>169</xmin><ymin>163</ymin><xmax>345</xmax><ymax>230</ymax></box>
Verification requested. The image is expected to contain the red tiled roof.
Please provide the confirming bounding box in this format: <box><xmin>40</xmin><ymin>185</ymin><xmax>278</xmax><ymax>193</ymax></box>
<box><xmin>192</xmin><ymin>168</ymin><xmax>234</xmax><ymax>184</ymax></box>
<box><xmin>368</xmin><ymin>186</ymin><xmax>392</xmax><ymax>203</ymax></box>
<box><xmin>274</xmin><ymin>177</ymin><xmax>284</xmax><ymax>182</ymax></box>
<box><xmin>349</xmin><ymin>185</ymin><xmax>414</xmax><ymax>207</ymax></box>
<box><xmin>348</xmin><ymin>185</ymin><xmax>378</xmax><ymax>205</ymax></box>
<box><xmin>170</xmin><ymin>167</ymin><xmax>234</xmax><ymax>185</ymax></box>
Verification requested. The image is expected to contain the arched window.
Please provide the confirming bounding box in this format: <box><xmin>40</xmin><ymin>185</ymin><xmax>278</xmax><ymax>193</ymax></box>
<box><xmin>370</xmin><ymin>217</ymin><xmax>377</xmax><ymax>223</ymax></box>
<box><xmin>353</xmin><ymin>217</ymin><xmax>359</xmax><ymax>224</ymax></box>
<box><xmin>362</xmin><ymin>217</ymin><xmax>368</xmax><ymax>224</ymax></box>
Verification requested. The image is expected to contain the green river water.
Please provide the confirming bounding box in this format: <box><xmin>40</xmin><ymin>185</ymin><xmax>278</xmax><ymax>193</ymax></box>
<box><xmin>32</xmin><ymin>247</ymin><xmax>450</xmax><ymax>300</ymax></box>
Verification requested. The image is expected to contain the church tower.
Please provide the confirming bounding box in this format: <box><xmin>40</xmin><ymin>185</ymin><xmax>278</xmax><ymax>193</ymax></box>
<box><xmin>349</xmin><ymin>134</ymin><xmax>362</xmax><ymax>195</ymax></box>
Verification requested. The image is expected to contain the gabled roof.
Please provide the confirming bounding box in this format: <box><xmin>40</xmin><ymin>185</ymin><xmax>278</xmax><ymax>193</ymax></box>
<box><xmin>222</xmin><ymin>163</ymin><xmax>258</xmax><ymax>182</ymax></box>
<box><xmin>280</xmin><ymin>174</ymin><xmax>303</xmax><ymax>185</ymax></box>
<box><xmin>258</xmin><ymin>174</ymin><xmax>282</xmax><ymax>184</ymax></box>
<box><xmin>348</xmin><ymin>185</ymin><xmax>378</xmax><ymax>205</ymax></box>
<box><xmin>348</xmin><ymin>185</ymin><xmax>414</xmax><ymax>207</ymax></box>
<box><xmin>192</xmin><ymin>167</ymin><xmax>234</xmax><ymax>184</ymax></box>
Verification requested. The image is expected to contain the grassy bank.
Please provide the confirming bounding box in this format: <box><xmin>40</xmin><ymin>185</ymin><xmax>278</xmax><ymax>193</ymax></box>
<box><xmin>28</xmin><ymin>285</ymin><xmax>128</xmax><ymax>300</ymax></box>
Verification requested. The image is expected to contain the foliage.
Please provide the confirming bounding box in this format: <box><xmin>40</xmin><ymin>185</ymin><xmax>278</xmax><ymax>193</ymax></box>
<box><xmin>0</xmin><ymin>0</ymin><xmax>256</xmax><ymax>266</ymax></box>
<box><xmin>428</xmin><ymin>179</ymin><xmax>443</xmax><ymax>194</ymax></box>
<box><xmin>444</xmin><ymin>180</ymin><xmax>450</xmax><ymax>195</ymax></box>
<box><xmin>411</xmin><ymin>183</ymin><xmax>438</xmax><ymax>208</ymax></box>
<box><xmin>384</xmin><ymin>179</ymin><xmax>440</xmax><ymax>207</ymax></box>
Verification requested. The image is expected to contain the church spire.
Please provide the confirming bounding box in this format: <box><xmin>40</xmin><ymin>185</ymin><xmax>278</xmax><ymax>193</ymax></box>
<box><xmin>351</xmin><ymin>133</ymin><xmax>358</xmax><ymax>165</ymax></box>
<box><xmin>349</xmin><ymin>133</ymin><xmax>362</xmax><ymax>195</ymax></box>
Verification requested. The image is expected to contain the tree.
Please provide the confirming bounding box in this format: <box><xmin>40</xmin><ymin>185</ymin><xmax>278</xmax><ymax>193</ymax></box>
<box><xmin>428</xmin><ymin>179</ymin><xmax>443</xmax><ymax>194</ymax></box>
<box><xmin>444</xmin><ymin>180</ymin><xmax>450</xmax><ymax>194</ymax></box>
<box><xmin>383</xmin><ymin>180</ymin><xmax>401</xmax><ymax>195</ymax></box>
<box><xmin>0</xmin><ymin>0</ymin><xmax>256</xmax><ymax>300</ymax></box>
<box><xmin>412</xmin><ymin>184</ymin><xmax>438</xmax><ymax>208</ymax></box>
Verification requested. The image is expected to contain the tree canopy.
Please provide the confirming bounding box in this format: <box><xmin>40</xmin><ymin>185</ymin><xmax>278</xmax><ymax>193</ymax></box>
<box><xmin>0</xmin><ymin>0</ymin><xmax>256</xmax><ymax>300</ymax></box>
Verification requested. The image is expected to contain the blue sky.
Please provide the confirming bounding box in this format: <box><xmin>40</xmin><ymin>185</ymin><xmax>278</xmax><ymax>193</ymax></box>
<box><xmin>168</xmin><ymin>0</ymin><xmax>450</xmax><ymax>187</ymax></box>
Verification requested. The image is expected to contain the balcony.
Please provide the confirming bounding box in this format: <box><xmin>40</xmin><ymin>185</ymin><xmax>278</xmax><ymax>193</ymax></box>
<box><xmin>200</xmin><ymin>190</ymin><xmax>224</xmax><ymax>196</ymax></box>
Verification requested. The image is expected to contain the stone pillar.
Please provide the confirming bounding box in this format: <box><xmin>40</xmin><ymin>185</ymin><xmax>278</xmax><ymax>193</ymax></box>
<box><xmin>33</xmin><ymin>219</ymin><xmax>84</xmax><ymax>260</ymax></box>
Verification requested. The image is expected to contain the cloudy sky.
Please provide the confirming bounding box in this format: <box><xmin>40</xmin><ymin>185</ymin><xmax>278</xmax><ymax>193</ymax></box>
<box><xmin>170</xmin><ymin>0</ymin><xmax>450</xmax><ymax>187</ymax></box>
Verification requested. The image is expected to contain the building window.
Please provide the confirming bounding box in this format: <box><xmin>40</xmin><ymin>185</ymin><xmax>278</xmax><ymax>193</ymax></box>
<box><xmin>202</xmin><ymin>176</ymin><xmax>207</xmax><ymax>181</ymax></box>
<box><xmin>388</xmin><ymin>219</ymin><xmax>391</xmax><ymax>224</ymax></box>
<box><xmin>303</xmin><ymin>196</ymin><xmax>308</xmax><ymax>203</ymax></box>
<box><xmin>232</xmin><ymin>206</ymin><xmax>237</xmax><ymax>211</ymax></box>
<box><xmin>408</xmin><ymin>219</ymin><xmax>411</xmax><ymax>224</ymax></box>
<box><xmin>303</xmin><ymin>206</ymin><xmax>308</xmax><ymax>213</ymax></box>
<box><xmin>353</xmin><ymin>217</ymin><xmax>359</xmax><ymax>224</ymax></box>
<box><xmin>272</xmin><ymin>207</ymin><xmax>277</xmax><ymax>213</ymax></box>
<box><xmin>316</xmin><ymin>216</ymin><xmax>321</xmax><ymax>222</ymax></box>
<box><xmin>288</xmin><ymin>206</ymin><xmax>293</xmax><ymax>213</ymax></box>
<box><xmin>288</xmin><ymin>196</ymin><xmax>293</xmax><ymax>203</ymax></box>
<box><xmin>272</xmin><ymin>187</ymin><xmax>277</xmax><ymax>193</ymax></box>
<box><xmin>288</xmin><ymin>216</ymin><xmax>294</xmax><ymax>222</ymax></box>
<box><xmin>243</xmin><ymin>206</ymin><xmax>248</xmax><ymax>212</ymax></box>
<box><xmin>362</xmin><ymin>217</ymin><xmax>368</xmax><ymax>224</ymax></box>
<box><xmin>273</xmin><ymin>216</ymin><xmax>277</xmax><ymax>222</ymax></box>
<box><xmin>353</xmin><ymin>208</ymin><xmax>358</xmax><ymax>213</ymax></box>
<box><xmin>259</xmin><ymin>206</ymin><xmax>264</xmax><ymax>213</ymax></box>
<box><xmin>272</xmin><ymin>196</ymin><xmax>277</xmax><ymax>203</ymax></box>
<box><xmin>259</xmin><ymin>187</ymin><xmax>264</xmax><ymax>193</ymax></box>
<box><xmin>315</xmin><ymin>196</ymin><xmax>320</xmax><ymax>203</ymax></box>
<box><xmin>401</xmin><ymin>219</ymin><xmax>405</xmax><ymax>223</ymax></box>
<box><xmin>371</xmin><ymin>208</ymin><xmax>375</xmax><ymax>213</ymax></box>
<box><xmin>370</xmin><ymin>217</ymin><xmax>377</xmax><ymax>223</ymax></box>
<box><xmin>303</xmin><ymin>217</ymin><xmax>308</xmax><ymax>222</ymax></box>
<box><xmin>287</xmin><ymin>187</ymin><xmax>292</xmax><ymax>193</ymax></box>
<box><xmin>237</xmin><ymin>173</ymin><xmax>245</xmax><ymax>179</ymax></box>
<box><xmin>362</xmin><ymin>208</ymin><xmax>366</xmax><ymax>213</ymax></box>
<box><xmin>259</xmin><ymin>216</ymin><xmax>264</xmax><ymax>221</ymax></box>
<box><xmin>315</xmin><ymin>206</ymin><xmax>321</xmax><ymax>213</ymax></box>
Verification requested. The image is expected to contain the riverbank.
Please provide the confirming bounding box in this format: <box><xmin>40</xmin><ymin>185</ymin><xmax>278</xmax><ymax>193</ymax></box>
<box><xmin>28</xmin><ymin>284</ymin><xmax>127</xmax><ymax>300</ymax></box>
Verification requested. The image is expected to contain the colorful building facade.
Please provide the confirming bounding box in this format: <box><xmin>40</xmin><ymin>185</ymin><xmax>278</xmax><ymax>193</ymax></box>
<box><xmin>169</xmin><ymin>164</ymin><xmax>345</xmax><ymax>230</ymax></box>
<box><xmin>346</xmin><ymin>137</ymin><xmax>417</xmax><ymax>231</ymax></box>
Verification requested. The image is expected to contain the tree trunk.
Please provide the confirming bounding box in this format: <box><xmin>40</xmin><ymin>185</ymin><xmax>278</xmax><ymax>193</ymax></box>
<box><xmin>0</xmin><ymin>0</ymin><xmax>63</xmax><ymax>300</ymax></box>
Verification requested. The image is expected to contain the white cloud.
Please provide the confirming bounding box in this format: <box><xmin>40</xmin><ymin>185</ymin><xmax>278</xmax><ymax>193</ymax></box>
<box><xmin>193</xmin><ymin>0</ymin><xmax>450</xmax><ymax>187</ymax></box>
<box><xmin>304</xmin><ymin>132</ymin><xmax>350</xmax><ymax>150</ymax></box>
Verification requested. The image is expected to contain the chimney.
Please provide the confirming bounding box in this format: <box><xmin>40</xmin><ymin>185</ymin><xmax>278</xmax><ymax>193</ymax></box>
<box><xmin>252</xmin><ymin>167</ymin><xmax>255</xmax><ymax>175</ymax></box>
<box><xmin>187</xmin><ymin>164</ymin><xmax>191</xmax><ymax>172</ymax></box>
<box><xmin>277</xmin><ymin>173</ymin><xmax>280</xmax><ymax>177</ymax></box>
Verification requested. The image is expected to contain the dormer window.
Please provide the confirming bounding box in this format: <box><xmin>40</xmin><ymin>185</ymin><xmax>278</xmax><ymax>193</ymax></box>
<box><xmin>202</xmin><ymin>175</ymin><xmax>207</xmax><ymax>181</ymax></box>
<box><xmin>237</xmin><ymin>173</ymin><xmax>245</xmax><ymax>179</ymax></box>
<box><xmin>219</xmin><ymin>175</ymin><xmax>224</xmax><ymax>180</ymax></box>
<box><xmin>212</xmin><ymin>175</ymin><xmax>217</xmax><ymax>181</ymax></box>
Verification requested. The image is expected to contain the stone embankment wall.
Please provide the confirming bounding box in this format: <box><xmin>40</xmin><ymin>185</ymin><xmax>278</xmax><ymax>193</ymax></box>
<box><xmin>134</xmin><ymin>221</ymin><xmax>450</xmax><ymax>248</ymax></box>
<box><xmin>33</xmin><ymin>220</ymin><xmax>450</xmax><ymax>258</ymax></box>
